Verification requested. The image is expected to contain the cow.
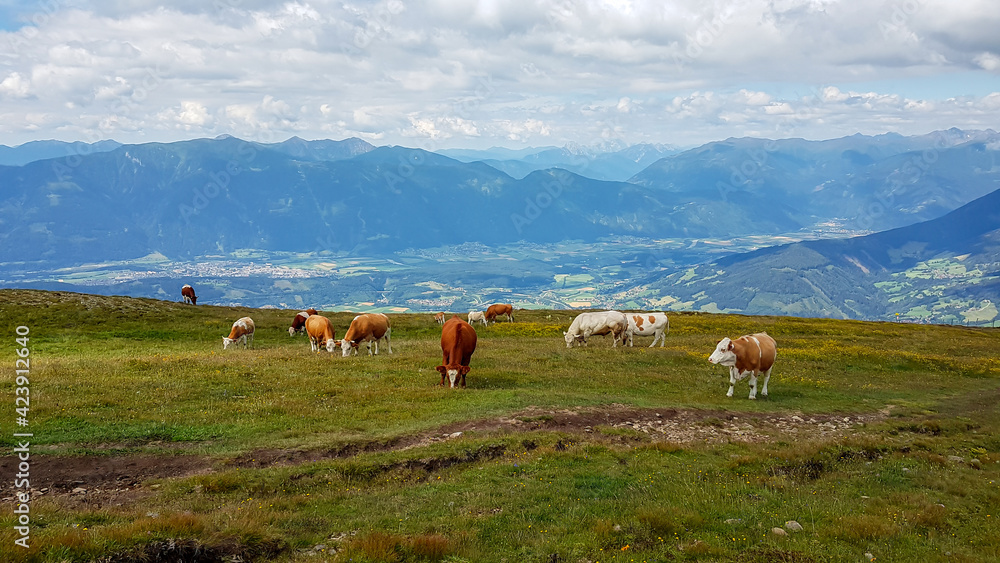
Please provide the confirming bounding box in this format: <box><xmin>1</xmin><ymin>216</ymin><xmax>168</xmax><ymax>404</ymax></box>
<box><xmin>181</xmin><ymin>284</ymin><xmax>197</xmax><ymax>305</ymax></box>
<box><xmin>468</xmin><ymin>311</ymin><xmax>487</xmax><ymax>326</ymax></box>
<box><xmin>434</xmin><ymin>312</ymin><xmax>446</xmax><ymax>324</ymax></box>
<box><xmin>222</xmin><ymin>317</ymin><xmax>255</xmax><ymax>350</ymax></box>
<box><xmin>626</xmin><ymin>312</ymin><xmax>670</xmax><ymax>347</ymax></box>
<box><xmin>340</xmin><ymin>313</ymin><xmax>392</xmax><ymax>357</ymax></box>
<box><xmin>305</xmin><ymin>314</ymin><xmax>337</xmax><ymax>353</ymax></box>
<box><xmin>437</xmin><ymin>315</ymin><xmax>478</xmax><ymax>388</ymax></box>
<box><xmin>485</xmin><ymin>303</ymin><xmax>514</xmax><ymax>324</ymax></box>
<box><xmin>708</xmin><ymin>332</ymin><xmax>777</xmax><ymax>400</ymax></box>
<box><xmin>288</xmin><ymin>308</ymin><xmax>320</xmax><ymax>336</ymax></box>
<box><xmin>563</xmin><ymin>311</ymin><xmax>628</xmax><ymax>348</ymax></box>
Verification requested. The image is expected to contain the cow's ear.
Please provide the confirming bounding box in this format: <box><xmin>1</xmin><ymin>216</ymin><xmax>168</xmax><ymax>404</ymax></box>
<box><xmin>436</xmin><ymin>365</ymin><xmax>446</xmax><ymax>374</ymax></box>
<box><xmin>727</xmin><ymin>341</ymin><xmax>735</xmax><ymax>351</ymax></box>
<box><xmin>459</xmin><ymin>366</ymin><xmax>471</xmax><ymax>375</ymax></box>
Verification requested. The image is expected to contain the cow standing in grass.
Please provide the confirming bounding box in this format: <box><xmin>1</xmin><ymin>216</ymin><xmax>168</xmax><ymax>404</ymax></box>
<box><xmin>708</xmin><ymin>332</ymin><xmax>777</xmax><ymax>399</ymax></box>
<box><xmin>434</xmin><ymin>312</ymin><xmax>446</xmax><ymax>324</ymax></box>
<box><xmin>288</xmin><ymin>308</ymin><xmax>320</xmax><ymax>336</ymax></box>
<box><xmin>626</xmin><ymin>312</ymin><xmax>670</xmax><ymax>347</ymax></box>
<box><xmin>340</xmin><ymin>313</ymin><xmax>392</xmax><ymax>357</ymax></box>
<box><xmin>223</xmin><ymin>317</ymin><xmax>255</xmax><ymax>350</ymax></box>
<box><xmin>563</xmin><ymin>311</ymin><xmax>628</xmax><ymax>348</ymax></box>
<box><xmin>468</xmin><ymin>311</ymin><xmax>487</xmax><ymax>326</ymax></box>
<box><xmin>305</xmin><ymin>314</ymin><xmax>337</xmax><ymax>353</ymax></box>
<box><xmin>181</xmin><ymin>284</ymin><xmax>197</xmax><ymax>305</ymax></box>
<box><xmin>485</xmin><ymin>303</ymin><xmax>514</xmax><ymax>324</ymax></box>
<box><xmin>437</xmin><ymin>315</ymin><xmax>478</xmax><ymax>388</ymax></box>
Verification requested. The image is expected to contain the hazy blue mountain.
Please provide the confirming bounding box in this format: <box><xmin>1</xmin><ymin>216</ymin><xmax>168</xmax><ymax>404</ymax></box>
<box><xmin>629</xmin><ymin>129</ymin><xmax>1000</xmax><ymax>233</ymax></box>
<box><xmin>624</xmin><ymin>186</ymin><xmax>1000</xmax><ymax>324</ymax></box>
<box><xmin>257</xmin><ymin>136</ymin><xmax>375</xmax><ymax>161</ymax></box>
<box><xmin>0</xmin><ymin>139</ymin><xmax>121</xmax><ymax>166</ymax></box>
<box><xmin>441</xmin><ymin>143</ymin><xmax>682</xmax><ymax>181</ymax></box>
<box><xmin>0</xmin><ymin>138</ymin><xmax>768</xmax><ymax>267</ymax></box>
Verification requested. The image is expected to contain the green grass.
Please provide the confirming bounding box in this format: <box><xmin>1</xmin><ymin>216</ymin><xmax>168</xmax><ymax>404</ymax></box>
<box><xmin>1</xmin><ymin>289</ymin><xmax>999</xmax><ymax>562</ymax></box>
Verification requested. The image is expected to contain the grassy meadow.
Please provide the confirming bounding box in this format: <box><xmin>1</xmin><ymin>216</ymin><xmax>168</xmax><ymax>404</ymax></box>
<box><xmin>1</xmin><ymin>288</ymin><xmax>999</xmax><ymax>562</ymax></box>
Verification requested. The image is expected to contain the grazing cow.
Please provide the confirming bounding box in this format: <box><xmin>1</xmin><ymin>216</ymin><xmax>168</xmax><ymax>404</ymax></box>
<box><xmin>485</xmin><ymin>303</ymin><xmax>514</xmax><ymax>324</ymax></box>
<box><xmin>222</xmin><ymin>317</ymin><xmax>255</xmax><ymax>350</ymax></box>
<box><xmin>288</xmin><ymin>308</ymin><xmax>320</xmax><ymax>336</ymax></box>
<box><xmin>626</xmin><ymin>312</ymin><xmax>670</xmax><ymax>347</ymax></box>
<box><xmin>437</xmin><ymin>315</ymin><xmax>478</xmax><ymax>388</ymax></box>
<box><xmin>305</xmin><ymin>314</ymin><xmax>337</xmax><ymax>353</ymax></box>
<box><xmin>563</xmin><ymin>311</ymin><xmax>628</xmax><ymax>348</ymax></box>
<box><xmin>434</xmin><ymin>312</ymin><xmax>446</xmax><ymax>324</ymax></box>
<box><xmin>708</xmin><ymin>332</ymin><xmax>777</xmax><ymax>400</ymax></box>
<box><xmin>181</xmin><ymin>284</ymin><xmax>197</xmax><ymax>305</ymax></box>
<box><xmin>340</xmin><ymin>313</ymin><xmax>392</xmax><ymax>357</ymax></box>
<box><xmin>468</xmin><ymin>311</ymin><xmax>487</xmax><ymax>326</ymax></box>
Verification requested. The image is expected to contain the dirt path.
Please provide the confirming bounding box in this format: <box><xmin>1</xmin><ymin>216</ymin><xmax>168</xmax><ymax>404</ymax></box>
<box><xmin>1</xmin><ymin>405</ymin><xmax>885</xmax><ymax>508</ymax></box>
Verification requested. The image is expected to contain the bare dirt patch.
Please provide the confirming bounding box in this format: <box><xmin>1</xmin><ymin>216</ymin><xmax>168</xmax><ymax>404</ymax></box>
<box><xmin>1</xmin><ymin>405</ymin><xmax>887</xmax><ymax>507</ymax></box>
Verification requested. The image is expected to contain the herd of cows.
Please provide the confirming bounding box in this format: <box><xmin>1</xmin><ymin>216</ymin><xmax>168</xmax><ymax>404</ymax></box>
<box><xmin>184</xmin><ymin>284</ymin><xmax>778</xmax><ymax>397</ymax></box>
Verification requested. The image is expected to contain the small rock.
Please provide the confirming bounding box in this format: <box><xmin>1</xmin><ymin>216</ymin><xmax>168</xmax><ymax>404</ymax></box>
<box><xmin>71</xmin><ymin>487</ymin><xmax>87</xmax><ymax>495</ymax></box>
<box><xmin>785</xmin><ymin>520</ymin><xmax>803</xmax><ymax>532</ymax></box>
<box><xmin>948</xmin><ymin>455</ymin><xmax>964</xmax><ymax>463</ymax></box>
<box><xmin>312</xmin><ymin>544</ymin><xmax>327</xmax><ymax>552</ymax></box>
<box><xmin>861</xmin><ymin>495</ymin><xmax>870</xmax><ymax>499</ymax></box>
<box><xmin>771</xmin><ymin>527</ymin><xmax>787</xmax><ymax>537</ymax></box>
<box><xmin>865</xmin><ymin>553</ymin><xmax>874</xmax><ymax>561</ymax></box>
<box><xmin>725</xmin><ymin>518</ymin><xmax>742</xmax><ymax>524</ymax></box>
<box><xmin>449</xmin><ymin>432</ymin><xmax>463</xmax><ymax>439</ymax></box>
<box><xmin>613</xmin><ymin>524</ymin><xmax>622</xmax><ymax>532</ymax></box>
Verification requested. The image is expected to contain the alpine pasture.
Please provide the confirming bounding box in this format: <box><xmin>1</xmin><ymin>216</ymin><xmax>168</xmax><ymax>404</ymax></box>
<box><xmin>1</xmin><ymin>289</ymin><xmax>999</xmax><ymax>562</ymax></box>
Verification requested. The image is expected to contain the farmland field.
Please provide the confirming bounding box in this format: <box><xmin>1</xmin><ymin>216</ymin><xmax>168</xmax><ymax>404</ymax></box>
<box><xmin>1</xmin><ymin>288</ymin><xmax>999</xmax><ymax>562</ymax></box>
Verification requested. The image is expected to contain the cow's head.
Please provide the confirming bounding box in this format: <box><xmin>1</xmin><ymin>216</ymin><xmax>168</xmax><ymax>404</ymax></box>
<box><xmin>340</xmin><ymin>339</ymin><xmax>359</xmax><ymax>357</ymax></box>
<box><xmin>222</xmin><ymin>337</ymin><xmax>235</xmax><ymax>350</ymax></box>
<box><xmin>563</xmin><ymin>331</ymin><xmax>584</xmax><ymax>348</ymax></box>
<box><xmin>437</xmin><ymin>365</ymin><xmax>470</xmax><ymax>388</ymax></box>
<box><xmin>708</xmin><ymin>338</ymin><xmax>736</xmax><ymax>365</ymax></box>
<box><xmin>190</xmin><ymin>296</ymin><xmax>197</xmax><ymax>305</ymax></box>
<box><xmin>288</xmin><ymin>326</ymin><xmax>297</xmax><ymax>337</ymax></box>
<box><xmin>325</xmin><ymin>337</ymin><xmax>338</xmax><ymax>353</ymax></box>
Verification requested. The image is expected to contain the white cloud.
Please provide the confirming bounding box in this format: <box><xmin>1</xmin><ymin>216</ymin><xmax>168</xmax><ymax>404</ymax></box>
<box><xmin>0</xmin><ymin>0</ymin><xmax>997</xmax><ymax>148</ymax></box>
<box><xmin>0</xmin><ymin>72</ymin><xmax>31</xmax><ymax>98</ymax></box>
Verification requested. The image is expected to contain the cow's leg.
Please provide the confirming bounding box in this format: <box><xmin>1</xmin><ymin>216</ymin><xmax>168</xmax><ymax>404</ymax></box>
<box><xmin>367</xmin><ymin>341</ymin><xmax>374</xmax><ymax>356</ymax></box>
<box><xmin>384</xmin><ymin>330</ymin><xmax>392</xmax><ymax>354</ymax></box>
<box><xmin>310</xmin><ymin>337</ymin><xmax>318</xmax><ymax>352</ymax></box>
<box><xmin>760</xmin><ymin>367</ymin><xmax>772</xmax><ymax>397</ymax></box>
<box><xmin>748</xmin><ymin>372</ymin><xmax>758</xmax><ymax>400</ymax></box>
<box><xmin>727</xmin><ymin>367</ymin><xmax>738</xmax><ymax>397</ymax></box>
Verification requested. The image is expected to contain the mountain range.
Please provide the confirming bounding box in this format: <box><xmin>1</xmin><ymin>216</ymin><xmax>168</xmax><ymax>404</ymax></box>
<box><xmin>1</xmin><ymin>129</ymin><xmax>998</xmax><ymax>324</ymax></box>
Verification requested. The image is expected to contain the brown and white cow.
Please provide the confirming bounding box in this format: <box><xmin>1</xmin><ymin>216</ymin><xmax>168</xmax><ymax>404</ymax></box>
<box><xmin>563</xmin><ymin>311</ymin><xmax>628</xmax><ymax>348</ymax></box>
<box><xmin>222</xmin><ymin>317</ymin><xmax>255</xmax><ymax>350</ymax></box>
<box><xmin>340</xmin><ymin>313</ymin><xmax>392</xmax><ymax>357</ymax></box>
<box><xmin>434</xmin><ymin>312</ymin><xmax>446</xmax><ymax>324</ymax></box>
<box><xmin>437</xmin><ymin>315</ymin><xmax>478</xmax><ymax>388</ymax></box>
<box><xmin>708</xmin><ymin>332</ymin><xmax>777</xmax><ymax>399</ymax></box>
<box><xmin>181</xmin><ymin>284</ymin><xmax>197</xmax><ymax>305</ymax></box>
<box><xmin>626</xmin><ymin>312</ymin><xmax>670</xmax><ymax>347</ymax></box>
<box><xmin>467</xmin><ymin>310</ymin><xmax>487</xmax><ymax>326</ymax></box>
<box><xmin>305</xmin><ymin>314</ymin><xmax>337</xmax><ymax>353</ymax></box>
<box><xmin>288</xmin><ymin>308</ymin><xmax>320</xmax><ymax>336</ymax></box>
<box><xmin>485</xmin><ymin>303</ymin><xmax>514</xmax><ymax>324</ymax></box>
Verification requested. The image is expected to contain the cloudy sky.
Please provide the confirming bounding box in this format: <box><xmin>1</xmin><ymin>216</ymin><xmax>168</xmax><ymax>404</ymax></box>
<box><xmin>0</xmin><ymin>0</ymin><xmax>998</xmax><ymax>150</ymax></box>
